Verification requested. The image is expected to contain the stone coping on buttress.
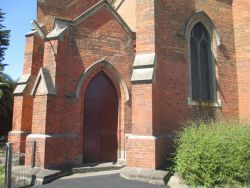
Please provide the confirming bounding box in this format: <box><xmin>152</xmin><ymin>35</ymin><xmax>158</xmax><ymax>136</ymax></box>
<box><xmin>120</xmin><ymin>167</ymin><xmax>171</xmax><ymax>186</ymax></box>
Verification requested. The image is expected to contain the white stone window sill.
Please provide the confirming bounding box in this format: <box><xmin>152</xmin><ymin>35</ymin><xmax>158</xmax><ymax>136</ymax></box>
<box><xmin>188</xmin><ymin>97</ymin><xmax>222</xmax><ymax>107</ymax></box>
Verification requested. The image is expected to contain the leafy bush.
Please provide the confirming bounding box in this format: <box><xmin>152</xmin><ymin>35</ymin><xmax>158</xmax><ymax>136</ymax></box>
<box><xmin>174</xmin><ymin>121</ymin><xmax>250</xmax><ymax>187</ymax></box>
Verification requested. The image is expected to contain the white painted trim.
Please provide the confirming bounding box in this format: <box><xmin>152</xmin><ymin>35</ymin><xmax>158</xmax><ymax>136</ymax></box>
<box><xmin>125</xmin><ymin>134</ymin><xmax>132</xmax><ymax>138</ymax></box>
<box><xmin>133</xmin><ymin>53</ymin><xmax>156</xmax><ymax>68</ymax></box>
<box><xmin>131</xmin><ymin>53</ymin><xmax>157</xmax><ymax>83</ymax></box>
<box><xmin>27</xmin><ymin>134</ymin><xmax>51</xmax><ymax>139</ymax></box>
<box><xmin>119</xmin><ymin>150</ymin><xmax>125</xmax><ymax>160</ymax></box>
<box><xmin>13</xmin><ymin>74</ymin><xmax>32</xmax><ymax>95</ymax></box>
<box><xmin>27</xmin><ymin>133</ymin><xmax>79</xmax><ymax>139</ymax></box>
<box><xmin>131</xmin><ymin>68</ymin><xmax>155</xmax><ymax>82</ymax></box>
<box><xmin>17</xmin><ymin>74</ymin><xmax>31</xmax><ymax>84</ymax></box>
<box><xmin>9</xmin><ymin>131</ymin><xmax>30</xmax><ymax>135</ymax></box>
<box><xmin>124</xmin><ymin>134</ymin><xmax>131</xmax><ymax>161</ymax></box>
<box><xmin>127</xmin><ymin>134</ymin><xmax>176</xmax><ymax>140</ymax></box>
<box><xmin>128</xmin><ymin>135</ymin><xmax>156</xmax><ymax>140</ymax></box>
<box><xmin>31</xmin><ymin>68</ymin><xmax>56</xmax><ymax>96</ymax></box>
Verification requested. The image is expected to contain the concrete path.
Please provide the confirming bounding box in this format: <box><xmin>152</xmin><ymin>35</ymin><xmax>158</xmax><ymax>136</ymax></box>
<box><xmin>33</xmin><ymin>171</ymin><xmax>166</xmax><ymax>188</ymax></box>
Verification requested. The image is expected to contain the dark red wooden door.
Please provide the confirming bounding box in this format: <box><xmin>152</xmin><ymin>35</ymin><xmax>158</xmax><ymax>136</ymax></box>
<box><xmin>84</xmin><ymin>72</ymin><xmax>118</xmax><ymax>163</ymax></box>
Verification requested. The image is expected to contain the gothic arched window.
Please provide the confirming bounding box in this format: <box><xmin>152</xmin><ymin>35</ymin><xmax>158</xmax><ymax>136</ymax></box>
<box><xmin>190</xmin><ymin>22</ymin><xmax>214</xmax><ymax>101</ymax></box>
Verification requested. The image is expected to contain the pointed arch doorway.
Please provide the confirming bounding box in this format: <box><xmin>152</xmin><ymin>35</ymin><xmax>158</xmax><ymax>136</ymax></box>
<box><xmin>83</xmin><ymin>71</ymin><xmax>118</xmax><ymax>163</ymax></box>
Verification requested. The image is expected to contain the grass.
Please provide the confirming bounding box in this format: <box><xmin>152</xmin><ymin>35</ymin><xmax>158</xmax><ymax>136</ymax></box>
<box><xmin>0</xmin><ymin>144</ymin><xmax>5</xmax><ymax>186</ymax></box>
<box><xmin>0</xmin><ymin>165</ymin><xmax>4</xmax><ymax>186</ymax></box>
<box><xmin>0</xmin><ymin>145</ymin><xmax>4</xmax><ymax>153</ymax></box>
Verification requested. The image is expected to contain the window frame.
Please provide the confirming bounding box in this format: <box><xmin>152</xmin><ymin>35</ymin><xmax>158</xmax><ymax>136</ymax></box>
<box><xmin>186</xmin><ymin>18</ymin><xmax>221</xmax><ymax>107</ymax></box>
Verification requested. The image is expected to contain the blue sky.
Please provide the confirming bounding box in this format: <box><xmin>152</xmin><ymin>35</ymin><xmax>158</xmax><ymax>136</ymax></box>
<box><xmin>1</xmin><ymin>0</ymin><xmax>36</xmax><ymax>80</ymax></box>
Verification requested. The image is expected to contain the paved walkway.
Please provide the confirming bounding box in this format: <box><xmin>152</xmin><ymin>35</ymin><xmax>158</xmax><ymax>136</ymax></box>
<box><xmin>33</xmin><ymin>171</ymin><xmax>166</xmax><ymax>188</ymax></box>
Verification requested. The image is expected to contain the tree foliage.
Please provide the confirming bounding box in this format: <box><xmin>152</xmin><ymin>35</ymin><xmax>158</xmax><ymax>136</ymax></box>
<box><xmin>0</xmin><ymin>64</ymin><xmax>14</xmax><ymax>117</ymax></box>
<box><xmin>0</xmin><ymin>9</ymin><xmax>10</xmax><ymax>63</ymax></box>
<box><xmin>0</xmin><ymin>63</ymin><xmax>15</xmax><ymax>137</ymax></box>
<box><xmin>0</xmin><ymin>9</ymin><xmax>13</xmax><ymax>136</ymax></box>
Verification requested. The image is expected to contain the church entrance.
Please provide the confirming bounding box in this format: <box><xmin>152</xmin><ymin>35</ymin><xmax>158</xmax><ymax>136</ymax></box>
<box><xmin>83</xmin><ymin>72</ymin><xmax>118</xmax><ymax>163</ymax></box>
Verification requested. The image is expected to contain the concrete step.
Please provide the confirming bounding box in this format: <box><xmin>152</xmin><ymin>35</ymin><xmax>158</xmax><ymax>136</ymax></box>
<box><xmin>11</xmin><ymin>166</ymin><xmax>69</xmax><ymax>186</ymax></box>
<box><xmin>11</xmin><ymin>163</ymin><xmax>125</xmax><ymax>186</ymax></box>
<box><xmin>72</xmin><ymin>162</ymin><xmax>125</xmax><ymax>174</ymax></box>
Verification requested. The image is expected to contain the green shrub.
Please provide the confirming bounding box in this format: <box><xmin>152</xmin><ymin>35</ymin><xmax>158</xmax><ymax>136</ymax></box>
<box><xmin>174</xmin><ymin>121</ymin><xmax>250</xmax><ymax>187</ymax></box>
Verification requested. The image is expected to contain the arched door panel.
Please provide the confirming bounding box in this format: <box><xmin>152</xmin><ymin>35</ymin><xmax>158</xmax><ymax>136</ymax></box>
<box><xmin>84</xmin><ymin>72</ymin><xmax>118</xmax><ymax>163</ymax></box>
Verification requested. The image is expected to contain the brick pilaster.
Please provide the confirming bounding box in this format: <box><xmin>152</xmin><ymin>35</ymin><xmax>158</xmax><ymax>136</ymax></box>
<box><xmin>126</xmin><ymin>0</ymin><xmax>162</xmax><ymax>169</ymax></box>
<box><xmin>9</xmin><ymin>35</ymin><xmax>43</xmax><ymax>153</ymax></box>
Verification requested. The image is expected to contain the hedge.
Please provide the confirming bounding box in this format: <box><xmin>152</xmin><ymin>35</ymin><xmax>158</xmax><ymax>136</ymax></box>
<box><xmin>174</xmin><ymin>121</ymin><xmax>250</xmax><ymax>187</ymax></box>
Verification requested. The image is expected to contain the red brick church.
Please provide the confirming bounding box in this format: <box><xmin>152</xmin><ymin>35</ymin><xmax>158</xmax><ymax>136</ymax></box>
<box><xmin>9</xmin><ymin>0</ymin><xmax>250</xmax><ymax>181</ymax></box>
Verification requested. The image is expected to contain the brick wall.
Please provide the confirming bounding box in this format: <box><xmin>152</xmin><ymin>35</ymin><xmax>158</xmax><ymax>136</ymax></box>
<box><xmin>23</xmin><ymin>36</ymin><xmax>44</xmax><ymax>75</ymax></box>
<box><xmin>132</xmin><ymin>84</ymin><xmax>153</xmax><ymax>135</ymax></box>
<box><xmin>26</xmin><ymin>6</ymin><xmax>135</xmax><ymax>168</ymax></box>
<box><xmin>233</xmin><ymin>0</ymin><xmax>250</xmax><ymax>121</ymax></box>
<box><xmin>37</xmin><ymin>0</ymin><xmax>99</xmax><ymax>32</ymax></box>
<box><xmin>154</xmin><ymin>0</ymin><xmax>238</xmax><ymax>133</ymax></box>
<box><xmin>136</xmin><ymin>0</ymin><xmax>155</xmax><ymax>53</ymax></box>
<box><xmin>116</xmin><ymin>0</ymin><xmax>136</xmax><ymax>31</ymax></box>
<box><xmin>127</xmin><ymin>138</ymin><xmax>156</xmax><ymax>168</ymax></box>
<box><xmin>11</xmin><ymin>0</ymin><xmax>250</xmax><ymax>170</ymax></box>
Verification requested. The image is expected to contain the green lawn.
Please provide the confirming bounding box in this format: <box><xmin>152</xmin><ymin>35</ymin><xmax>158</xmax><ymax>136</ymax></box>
<box><xmin>0</xmin><ymin>145</ymin><xmax>5</xmax><ymax>153</ymax></box>
<box><xmin>0</xmin><ymin>145</ymin><xmax>6</xmax><ymax>186</ymax></box>
<box><xmin>0</xmin><ymin>165</ymin><xmax>4</xmax><ymax>186</ymax></box>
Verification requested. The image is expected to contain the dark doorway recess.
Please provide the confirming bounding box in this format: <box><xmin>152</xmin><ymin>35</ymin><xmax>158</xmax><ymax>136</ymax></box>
<box><xmin>83</xmin><ymin>71</ymin><xmax>118</xmax><ymax>163</ymax></box>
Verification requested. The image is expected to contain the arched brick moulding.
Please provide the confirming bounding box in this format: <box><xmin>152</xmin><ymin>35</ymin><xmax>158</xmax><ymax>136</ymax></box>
<box><xmin>75</xmin><ymin>59</ymin><xmax>130</xmax><ymax>163</ymax></box>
